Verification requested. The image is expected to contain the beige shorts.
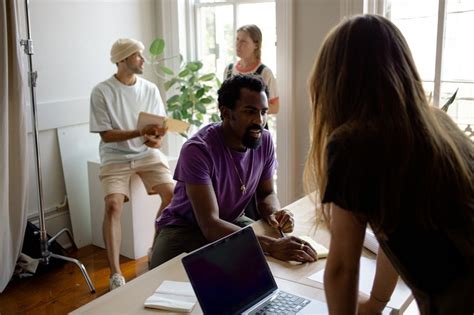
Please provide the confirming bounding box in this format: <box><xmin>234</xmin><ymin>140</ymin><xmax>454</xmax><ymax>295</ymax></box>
<box><xmin>99</xmin><ymin>151</ymin><xmax>173</xmax><ymax>202</ymax></box>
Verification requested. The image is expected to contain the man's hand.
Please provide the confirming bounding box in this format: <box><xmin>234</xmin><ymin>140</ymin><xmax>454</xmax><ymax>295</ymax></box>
<box><xmin>267</xmin><ymin>235</ymin><xmax>318</xmax><ymax>263</ymax></box>
<box><xmin>265</xmin><ymin>209</ymin><xmax>294</xmax><ymax>233</ymax></box>
<box><xmin>143</xmin><ymin>134</ymin><xmax>163</xmax><ymax>148</ymax></box>
<box><xmin>140</xmin><ymin>124</ymin><xmax>167</xmax><ymax>137</ymax></box>
<box><xmin>141</xmin><ymin>124</ymin><xmax>167</xmax><ymax>148</ymax></box>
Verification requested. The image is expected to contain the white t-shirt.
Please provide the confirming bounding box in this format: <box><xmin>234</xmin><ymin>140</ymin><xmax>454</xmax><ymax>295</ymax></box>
<box><xmin>90</xmin><ymin>75</ymin><xmax>166</xmax><ymax>165</ymax></box>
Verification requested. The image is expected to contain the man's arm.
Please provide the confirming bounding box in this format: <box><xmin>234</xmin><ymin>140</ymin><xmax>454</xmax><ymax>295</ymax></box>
<box><xmin>255</xmin><ymin>179</ymin><xmax>317</xmax><ymax>262</ymax></box>
<box><xmin>324</xmin><ymin>203</ymin><xmax>366</xmax><ymax>315</ymax></box>
<box><xmin>186</xmin><ymin>183</ymin><xmax>242</xmax><ymax>241</ymax></box>
<box><xmin>256</xmin><ymin>178</ymin><xmax>292</xmax><ymax>232</ymax></box>
<box><xmin>186</xmin><ymin>181</ymin><xmax>317</xmax><ymax>263</ymax></box>
<box><xmin>256</xmin><ymin>178</ymin><xmax>280</xmax><ymax>220</ymax></box>
<box><xmin>99</xmin><ymin>125</ymin><xmax>167</xmax><ymax>143</ymax></box>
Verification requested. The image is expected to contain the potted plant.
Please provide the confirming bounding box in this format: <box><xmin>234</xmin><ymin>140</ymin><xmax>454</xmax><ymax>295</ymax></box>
<box><xmin>148</xmin><ymin>38</ymin><xmax>220</xmax><ymax>137</ymax></box>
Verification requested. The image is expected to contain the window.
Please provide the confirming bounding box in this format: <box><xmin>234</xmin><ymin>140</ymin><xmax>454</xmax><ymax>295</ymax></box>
<box><xmin>193</xmin><ymin>0</ymin><xmax>276</xmax><ymax>79</ymax></box>
<box><xmin>193</xmin><ymin>0</ymin><xmax>279</xmax><ymax>188</ymax></box>
<box><xmin>378</xmin><ymin>0</ymin><xmax>474</xmax><ymax>138</ymax></box>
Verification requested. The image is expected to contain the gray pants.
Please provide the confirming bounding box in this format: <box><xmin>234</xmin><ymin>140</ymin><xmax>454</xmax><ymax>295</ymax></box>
<box><xmin>149</xmin><ymin>215</ymin><xmax>254</xmax><ymax>269</ymax></box>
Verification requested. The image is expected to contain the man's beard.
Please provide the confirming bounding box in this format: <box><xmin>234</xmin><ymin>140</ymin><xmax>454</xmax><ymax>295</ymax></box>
<box><xmin>242</xmin><ymin>124</ymin><xmax>263</xmax><ymax>149</ymax></box>
<box><xmin>131</xmin><ymin>66</ymin><xmax>143</xmax><ymax>74</ymax></box>
<box><xmin>126</xmin><ymin>61</ymin><xmax>143</xmax><ymax>74</ymax></box>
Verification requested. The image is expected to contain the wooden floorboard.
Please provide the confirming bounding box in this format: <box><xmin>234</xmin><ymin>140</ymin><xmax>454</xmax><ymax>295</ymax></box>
<box><xmin>0</xmin><ymin>245</ymin><xmax>148</xmax><ymax>314</ymax></box>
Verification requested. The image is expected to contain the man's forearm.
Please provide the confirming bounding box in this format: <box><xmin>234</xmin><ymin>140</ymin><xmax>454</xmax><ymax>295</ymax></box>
<box><xmin>100</xmin><ymin>129</ymin><xmax>141</xmax><ymax>143</ymax></box>
<box><xmin>198</xmin><ymin>217</ymin><xmax>242</xmax><ymax>242</ymax></box>
<box><xmin>257</xmin><ymin>192</ymin><xmax>280</xmax><ymax>219</ymax></box>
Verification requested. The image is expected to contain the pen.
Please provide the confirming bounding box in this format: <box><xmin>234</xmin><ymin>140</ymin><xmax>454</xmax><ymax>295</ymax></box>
<box><xmin>278</xmin><ymin>228</ymin><xmax>286</xmax><ymax>238</ymax></box>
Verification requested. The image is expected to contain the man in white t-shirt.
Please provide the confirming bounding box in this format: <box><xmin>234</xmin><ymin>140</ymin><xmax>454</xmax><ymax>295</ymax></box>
<box><xmin>89</xmin><ymin>38</ymin><xmax>174</xmax><ymax>291</ymax></box>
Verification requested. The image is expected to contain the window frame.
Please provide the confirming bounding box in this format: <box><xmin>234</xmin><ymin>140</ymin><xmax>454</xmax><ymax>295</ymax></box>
<box><xmin>366</xmin><ymin>0</ymin><xmax>472</xmax><ymax>111</ymax></box>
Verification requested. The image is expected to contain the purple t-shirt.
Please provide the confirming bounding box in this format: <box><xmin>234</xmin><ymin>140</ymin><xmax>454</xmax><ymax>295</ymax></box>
<box><xmin>156</xmin><ymin>123</ymin><xmax>277</xmax><ymax>229</ymax></box>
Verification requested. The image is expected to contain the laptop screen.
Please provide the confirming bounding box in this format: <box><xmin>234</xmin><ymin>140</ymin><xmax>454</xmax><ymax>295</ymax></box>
<box><xmin>182</xmin><ymin>227</ymin><xmax>277</xmax><ymax>315</ymax></box>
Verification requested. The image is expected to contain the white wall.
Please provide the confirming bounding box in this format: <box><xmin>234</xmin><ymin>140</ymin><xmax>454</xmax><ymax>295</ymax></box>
<box><xmin>288</xmin><ymin>0</ymin><xmax>342</xmax><ymax>200</ymax></box>
<box><xmin>25</xmin><ymin>0</ymin><xmax>161</xmax><ymax>247</ymax></box>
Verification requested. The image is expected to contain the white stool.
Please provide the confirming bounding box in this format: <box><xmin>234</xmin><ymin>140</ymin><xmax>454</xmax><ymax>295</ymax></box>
<box><xmin>87</xmin><ymin>159</ymin><xmax>177</xmax><ymax>259</ymax></box>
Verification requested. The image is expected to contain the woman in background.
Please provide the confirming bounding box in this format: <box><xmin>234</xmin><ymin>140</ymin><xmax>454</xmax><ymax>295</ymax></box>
<box><xmin>224</xmin><ymin>24</ymin><xmax>279</xmax><ymax>115</ymax></box>
<box><xmin>304</xmin><ymin>14</ymin><xmax>473</xmax><ymax>315</ymax></box>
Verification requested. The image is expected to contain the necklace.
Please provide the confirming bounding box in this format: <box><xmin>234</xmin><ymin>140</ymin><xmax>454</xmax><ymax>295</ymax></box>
<box><xmin>225</xmin><ymin>146</ymin><xmax>246</xmax><ymax>194</ymax></box>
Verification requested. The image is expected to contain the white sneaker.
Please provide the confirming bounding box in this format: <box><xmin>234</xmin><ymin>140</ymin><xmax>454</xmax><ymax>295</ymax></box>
<box><xmin>109</xmin><ymin>273</ymin><xmax>126</xmax><ymax>291</ymax></box>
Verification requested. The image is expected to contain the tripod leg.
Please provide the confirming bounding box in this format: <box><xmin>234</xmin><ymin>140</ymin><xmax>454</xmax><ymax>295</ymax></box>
<box><xmin>50</xmin><ymin>252</ymin><xmax>96</xmax><ymax>293</ymax></box>
<box><xmin>47</xmin><ymin>228</ymin><xmax>77</xmax><ymax>250</ymax></box>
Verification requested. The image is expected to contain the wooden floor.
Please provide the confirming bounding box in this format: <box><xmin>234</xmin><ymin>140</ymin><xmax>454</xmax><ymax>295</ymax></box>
<box><xmin>0</xmin><ymin>245</ymin><xmax>148</xmax><ymax>315</ymax></box>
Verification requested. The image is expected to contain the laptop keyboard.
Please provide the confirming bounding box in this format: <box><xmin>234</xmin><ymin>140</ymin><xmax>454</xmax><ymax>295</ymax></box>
<box><xmin>251</xmin><ymin>291</ymin><xmax>311</xmax><ymax>315</ymax></box>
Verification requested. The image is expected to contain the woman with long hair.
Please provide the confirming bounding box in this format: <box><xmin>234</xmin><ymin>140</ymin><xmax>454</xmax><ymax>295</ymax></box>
<box><xmin>304</xmin><ymin>14</ymin><xmax>473</xmax><ymax>314</ymax></box>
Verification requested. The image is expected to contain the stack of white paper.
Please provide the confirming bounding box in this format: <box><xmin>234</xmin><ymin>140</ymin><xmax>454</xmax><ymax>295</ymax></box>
<box><xmin>308</xmin><ymin>257</ymin><xmax>412</xmax><ymax>311</ymax></box>
<box><xmin>144</xmin><ymin>280</ymin><xmax>197</xmax><ymax>313</ymax></box>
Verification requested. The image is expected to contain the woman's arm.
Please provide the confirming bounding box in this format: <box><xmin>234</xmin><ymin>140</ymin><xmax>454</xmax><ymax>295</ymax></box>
<box><xmin>358</xmin><ymin>247</ymin><xmax>399</xmax><ymax>314</ymax></box>
<box><xmin>324</xmin><ymin>203</ymin><xmax>366</xmax><ymax>315</ymax></box>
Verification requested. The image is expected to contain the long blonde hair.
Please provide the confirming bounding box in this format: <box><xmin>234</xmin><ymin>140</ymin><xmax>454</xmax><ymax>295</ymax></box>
<box><xmin>304</xmin><ymin>15</ymin><xmax>473</xmax><ymax>234</ymax></box>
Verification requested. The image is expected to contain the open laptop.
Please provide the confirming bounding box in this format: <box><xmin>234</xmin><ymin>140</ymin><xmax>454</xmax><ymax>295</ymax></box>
<box><xmin>181</xmin><ymin>226</ymin><xmax>327</xmax><ymax>314</ymax></box>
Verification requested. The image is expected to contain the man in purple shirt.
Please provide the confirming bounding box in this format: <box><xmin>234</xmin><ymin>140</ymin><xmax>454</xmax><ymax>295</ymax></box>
<box><xmin>150</xmin><ymin>75</ymin><xmax>317</xmax><ymax>267</ymax></box>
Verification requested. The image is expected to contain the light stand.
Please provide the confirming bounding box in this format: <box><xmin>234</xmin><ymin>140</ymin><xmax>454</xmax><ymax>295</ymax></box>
<box><xmin>20</xmin><ymin>0</ymin><xmax>95</xmax><ymax>293</ymax></box>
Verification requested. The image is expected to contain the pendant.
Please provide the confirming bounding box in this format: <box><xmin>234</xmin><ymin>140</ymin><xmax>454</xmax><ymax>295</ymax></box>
<box><xmin>240</xmin><ymin>184</ymin><xmax>246</xmax><ymax>193</ymax></box>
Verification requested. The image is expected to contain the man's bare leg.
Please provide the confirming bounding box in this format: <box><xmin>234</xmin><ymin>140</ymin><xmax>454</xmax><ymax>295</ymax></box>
<box><xmin>103</xmin><ymin>193</ymin><xmax>125</xmax><ymax>277</ymax></box>
<box><xmin>152</xmin><ymin>183</ymin><xmax>174</xmax><ymax>220</ymax></box>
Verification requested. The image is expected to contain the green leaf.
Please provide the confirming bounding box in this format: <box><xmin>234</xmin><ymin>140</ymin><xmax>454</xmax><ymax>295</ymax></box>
<box><xmin>172</xmin><ymin>111</ymin><xmax>182</xmax><ymax>120</ymax></box>
<box><xmin>211</xmin><ymin>113</ymin><xmax>221</xmax><ymax>122</ymax></box>
<box><xmin>183</xmin><ymin>100</ymin><xmax>193</xmax><ymax>110</ymax></box>
<box><xmin>196</xmin><ymin>103</ymin><xmax>206</xmax><ymax>114</ymax></box>
<box><xmin>164</xmin><ymin>78</ymin><xmax>177</xmax><ymax>91</ymax></box>
<box><xmin>149</xmin><ymin>38</ymin><xmax>165</xmax><ymax>56</ymax></box>
<box><xmin>186</xmin><ymin>61</ymin><xmax>203</xmax><ymax>72</ymax></box>
<box><xmin>201</xmin><ymin>97</ymin><xmax>213</xmax><ymax>104</ymax></box>
<box><xmin>167</xmin><ymin>103</ymin><xmax>179</xmax><ymax>111</ymax></box>
<box><xmin>159</xmin><ymin>65</ymin><xmax>174</xmax><ymax>75</ymax></box>
<box><xmin>441</xmin><ymin>88</ymin><xmax>458</xmax><ymax>112</ymax></box>
<box><xmin>191</xmin><ymin>119</ymin><xmax>202</xmax><ymax>127</ymax></box>
<box><xmin>196</xmin><ymin>88</ymin><xmax>205</xmax><ymax>98</ymax></box>
<box><xmin>198</xmin><ymin>73</ymin><xmax>215</xmax><ymax>81</ymax></box>
<box><xmin>167</xmin><ymin>95</ymin><xmax>180</xmax><ymax>104</ymax></box>
<box><xmin>181</xmin><ymin>109</ymin><xmax>191</xmax><ymax>119</ymax></box>
<box><xmin>178</xmin><ymin>69</ymin><xmax>190</xmax><ymax>77</ymax></box>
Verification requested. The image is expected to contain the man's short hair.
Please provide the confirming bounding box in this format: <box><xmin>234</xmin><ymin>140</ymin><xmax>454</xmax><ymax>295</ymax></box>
<box><xmin>218</xmin><ymin>74</ymin><xmax>269</xmax><ymax>110</ymax></box>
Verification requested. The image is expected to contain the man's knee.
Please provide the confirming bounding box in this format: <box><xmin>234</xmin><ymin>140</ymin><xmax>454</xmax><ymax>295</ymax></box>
<box><xmin>153</xmin><ymin>183</ymin><xmax>174</xmax><ymax>203</ymax></box>
<box><xmin>104</xmin><ymin>194</ymin><xmax>125</xmax><ymax>218</ymax></box>
<box><xmin>149</xmin><ymin>225</ymin><xmax>207</xmax><ymax>269</ymax></box>
<box><xmin>149</xmin><ymin>229</ymin><xmax>182</xmax><ymax>268</ymax></box>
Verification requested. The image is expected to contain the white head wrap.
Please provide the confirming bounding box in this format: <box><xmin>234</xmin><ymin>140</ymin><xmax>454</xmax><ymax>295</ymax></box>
<box><xmin>110</xmin><ymin>38</ymin><xmax>145</xmax><ymax>64</ymax></box>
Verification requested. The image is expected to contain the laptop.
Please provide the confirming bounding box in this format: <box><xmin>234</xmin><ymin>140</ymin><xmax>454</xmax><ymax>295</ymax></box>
<box><xmin>181</xmin><ymin>226</ymin><xmax>327</xmax><ymax>314</ymax></box>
